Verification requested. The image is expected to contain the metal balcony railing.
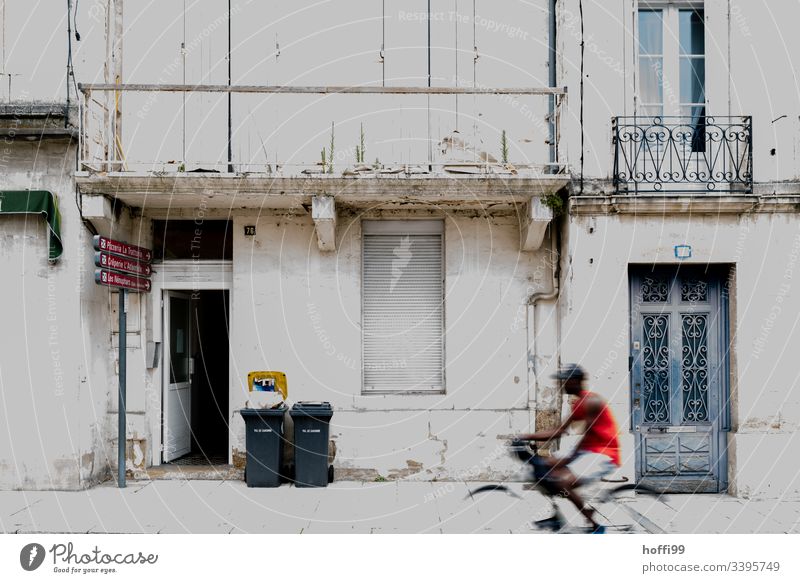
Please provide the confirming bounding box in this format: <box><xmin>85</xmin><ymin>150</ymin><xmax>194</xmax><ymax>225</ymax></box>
<box><xmin>613</xmin><ymin>116</ymin><xmax>752</xmax><ymax>194</ymax></box>
<box><xmin>76</xmin><ymin>83</ymin><xmax>568</xmax><ymax>178</ymax></box>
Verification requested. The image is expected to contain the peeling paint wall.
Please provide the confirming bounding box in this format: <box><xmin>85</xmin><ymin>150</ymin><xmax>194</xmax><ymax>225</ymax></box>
<box><xmin>227</xmin><ymin>211</ymin><xmax>549</xmax><ymax>479</ymax></box>
<box><xmin>0</xmin><ymin>138</ymin><xmax>114</xmax><ymax>490</ymax></box>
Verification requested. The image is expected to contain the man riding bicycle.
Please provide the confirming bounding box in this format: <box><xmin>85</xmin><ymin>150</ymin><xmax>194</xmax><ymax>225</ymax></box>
<box><xmin>518</xmin><ymin>364</ymin><xmax>621</xmax><ymax>533</ymax></box>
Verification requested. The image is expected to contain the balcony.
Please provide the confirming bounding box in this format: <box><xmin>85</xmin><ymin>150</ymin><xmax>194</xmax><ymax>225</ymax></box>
<box><xmin>75</xmin><ymin>84</ymin><xmax>569</xmax><ymax>213</ymax></box>
<box><xmin>612</xmin><ymin>116</ymin><xmax>752</xmax><ymax>195</ymax></box>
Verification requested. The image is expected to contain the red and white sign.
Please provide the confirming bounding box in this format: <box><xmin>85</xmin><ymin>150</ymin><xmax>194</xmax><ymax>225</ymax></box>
<box><xmin>95</xmin><ymin>252</ymin><xmax>152</xmax><ymax>276</ymax></box>
<box><xmin>92</xmin><ymin>235</ymin><xmax>152</xmax><ymax>262</ymax></box>
<box><xmin>95</xmin><ymin>269</ymin><xmax>152</xmax><ymax>292</ymax></box>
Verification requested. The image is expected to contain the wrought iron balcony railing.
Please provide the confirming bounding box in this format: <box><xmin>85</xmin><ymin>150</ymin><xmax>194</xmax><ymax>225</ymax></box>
<box><xmin>613</xmin><ymin>115</ymin><xmax>752</xmax><ymax>194</ymax></box>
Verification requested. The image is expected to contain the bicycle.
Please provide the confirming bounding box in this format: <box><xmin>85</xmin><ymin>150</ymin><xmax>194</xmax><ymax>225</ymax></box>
<box><xmin>467</xmin><ymin>439</ymin><xmax>668</xmax><ymax>533</ymax></box>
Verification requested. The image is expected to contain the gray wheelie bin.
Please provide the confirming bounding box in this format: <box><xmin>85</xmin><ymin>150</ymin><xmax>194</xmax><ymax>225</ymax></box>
<box><xmin>240</xmin><ymin>406</ymin><xmax>287</xmax><ymax>487</ymax></box>
<box><xmin>290</xmin><ymin>402</ymin><xmax>333</xmax><ymax>487</ymax></box>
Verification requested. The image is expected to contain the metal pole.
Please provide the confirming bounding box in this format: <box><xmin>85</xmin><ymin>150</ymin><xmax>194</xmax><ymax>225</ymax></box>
<box><xmin>427</xmin><ymin>0</ymin><xmax>432</xmax><ymax>170</ymax></box>
<box><xmin>548</xmin><ymin>0</ymin><xmax>557</xmax><ymax>170</ymax></box>
<box><xmin>118</xmin><ymin>288</ymin><xmax>126</xmax><ymax>488</ymax></box>
<box><xmin>227</xmin><ymin>0</ymin><xmax>233</xmax><ymax>173</ymax></box>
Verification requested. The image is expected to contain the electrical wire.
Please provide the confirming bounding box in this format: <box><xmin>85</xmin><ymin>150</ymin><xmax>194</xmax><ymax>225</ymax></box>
<box><xmin>66</xmin><ymin>0</ymin><xmax>79</xmax><ymax>127</ymax></box>
<box><xmin>454</xmin><ymin>0</ymin><xmax>458</xmax><ymax>131</ymax></box>
<box><xmin>472</xmin><ymin>0</ymin><xmax>478</xmax><ymax>149</ymax></box>
<box><xmin>73</xmin><ymin>0</ymin><xmax>81</xmax><ymax>41</ymax></box>
<box><xmin>579</xmin><ymin>0</ymin><xmax>584</xmax><ymax>194</ymax></box>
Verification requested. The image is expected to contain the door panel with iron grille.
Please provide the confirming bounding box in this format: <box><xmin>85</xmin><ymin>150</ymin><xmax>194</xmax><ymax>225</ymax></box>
<box><xmin>630</xmin><ymin>267</ymin><xmax>728</xmax><ymax>493</ymax></box>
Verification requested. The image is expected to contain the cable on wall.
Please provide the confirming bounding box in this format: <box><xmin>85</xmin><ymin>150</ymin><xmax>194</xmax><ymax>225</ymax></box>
<box><xmin>579</xmin><ymin>0</ymin><xmax>584</xmax><ymax>194</ymax></box>
<box><xmin>454</xmin><ymin>0</ymin><xmax>459</xmax><ymax>131</ymax></box>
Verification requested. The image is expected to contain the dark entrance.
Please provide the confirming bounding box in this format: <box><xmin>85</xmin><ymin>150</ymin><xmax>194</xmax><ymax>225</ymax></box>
<box><xmin>164</xmin><ymin>290</ymin><xmax>230</xmax><ymax>466</ymax></box>
<box><xmin>190</xmin><ymin>290</ymin><xmax>230</xmax><ymax>464</ymax></box>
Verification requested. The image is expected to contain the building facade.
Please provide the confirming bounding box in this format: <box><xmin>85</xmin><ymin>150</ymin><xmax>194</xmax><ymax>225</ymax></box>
<box><xmin>1</xmin><ymin>1</ymin><xmax>798</xmax><ymax>499</ymax></box>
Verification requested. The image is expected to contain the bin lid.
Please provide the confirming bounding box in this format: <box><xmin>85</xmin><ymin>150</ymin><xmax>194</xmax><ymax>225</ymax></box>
<box><xmin>239</xmin><ymin>406</ymin><xmax>287</xmax><ymax>418</ymax></box>
<box><xmin>290</xmin><ymin>401</ymin><xmax>333</xmax><ymax>418</ymax></box>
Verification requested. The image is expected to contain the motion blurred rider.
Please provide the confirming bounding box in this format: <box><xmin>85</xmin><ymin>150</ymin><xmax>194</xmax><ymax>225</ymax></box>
<box><xmin>518</xmin><ymin>364</ymin><xmax>621</xmax><ymax>534</ymax></box>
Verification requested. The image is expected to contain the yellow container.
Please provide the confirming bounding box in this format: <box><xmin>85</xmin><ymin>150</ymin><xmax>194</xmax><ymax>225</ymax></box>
<box><xmin>248</xmin><ymin>371</ymin><xmax>288</xmax><ymax>400</ymax></box>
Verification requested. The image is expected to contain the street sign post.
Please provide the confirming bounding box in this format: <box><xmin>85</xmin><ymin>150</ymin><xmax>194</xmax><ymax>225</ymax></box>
<box><xmin>91</xmin><ymin>237</ymin><xmax>153</xmax><ymax>489</ymax></box>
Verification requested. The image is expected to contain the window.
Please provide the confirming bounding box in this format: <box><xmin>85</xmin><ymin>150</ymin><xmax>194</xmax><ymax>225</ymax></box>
<box><xmin>362</xmin><ymin>220</ymin><xmax>444</xmax><ymax>393</ymax></box>
<box><xmin>638</xmin><ymin>2</ymin><xmax>706</xmax><ymax>149</ymax></box>
<box><xmin>153</xmin><ymin>220</ymin><xmax>233</xmax><ymax>260</ymax></box>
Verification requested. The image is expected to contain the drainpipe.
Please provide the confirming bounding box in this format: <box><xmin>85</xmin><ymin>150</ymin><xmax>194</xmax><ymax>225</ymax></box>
<box><xmin>528</xmin><ymin>218</ymin><xmax>562</xmax><ymax>432</ymax></box>
<box><xmin>526</xmin><ymin>0</ymin><xmax>562</xmax><ymax>432</ymax></box>
<box><xmin>548</xmin><ymin>0</ymin><xmax>557</xmax><ymax>170</ymax></box>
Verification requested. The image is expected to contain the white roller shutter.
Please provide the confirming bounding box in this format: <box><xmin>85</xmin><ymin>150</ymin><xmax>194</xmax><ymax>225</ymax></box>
<box><xmin>362</xmin><ymin>221</ymin><xmax>444</xmax><ymax>393</ymax></box>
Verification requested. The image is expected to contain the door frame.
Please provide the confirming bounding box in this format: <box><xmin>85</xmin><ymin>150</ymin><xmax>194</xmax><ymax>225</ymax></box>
<box><xmin>162</xmin><ymin>290</ymin><xmax>193</xmax><ymax>462</ymax></box>
<box><xmin>149</xmin><ymin>260</ymin><xmax>232</xmax><ymax>466</ymax></box>
<box><xmin>629</xmin><ymin>264</ymin><xmax>731</xmax><ymax>492</ymax></box>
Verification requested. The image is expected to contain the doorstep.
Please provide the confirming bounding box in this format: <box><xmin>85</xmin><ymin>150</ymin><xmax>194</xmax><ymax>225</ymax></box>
<box><xmin>132</xmin><ymin>464</ymin><xmax>244</xmax><ymax>482</ymax></box>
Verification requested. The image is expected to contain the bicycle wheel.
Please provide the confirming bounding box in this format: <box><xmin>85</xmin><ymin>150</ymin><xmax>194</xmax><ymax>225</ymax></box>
<box><xmin>604</xmin><ymin>483</ymin><xmax>669</xmax><ymax>533</ymax></box>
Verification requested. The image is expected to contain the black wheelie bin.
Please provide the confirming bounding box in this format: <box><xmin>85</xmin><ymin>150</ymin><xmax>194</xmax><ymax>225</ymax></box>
<box><xmin>290</xmin><ymin>402</ymin><xmax>333</xmax><ymax>487</ymax></box>
<box><xmin>240</xmin><ymin>406</ymin><xmax>287</xmax><ymax>487</ymax></box>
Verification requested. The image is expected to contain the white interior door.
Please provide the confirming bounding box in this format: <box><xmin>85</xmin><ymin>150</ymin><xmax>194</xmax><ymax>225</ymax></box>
<box><xmin>163</xmin><ymin>291</ymin><xmax>193</xmax><ymax>462</ymax></box>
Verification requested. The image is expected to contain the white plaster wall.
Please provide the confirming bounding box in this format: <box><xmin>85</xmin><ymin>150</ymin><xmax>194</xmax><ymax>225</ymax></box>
<box><xmin>728</xmin><ymin>1</ymin><xmax>800</xmax><ymax>183</ymax></box>
<box><xmin>228</xmin><ymin>211</ymin><xmax>549</xmax><ymax>478</ymax></box>
<box><xmin>563</xmin><ymin>211</ymin><xmax>800</xmax><ymax>498</ymax></box>
<box><xmin>0</xmin><ymin>140</ymin><xmax>113</xmax><ymax>490</ymax></box>
<box><xmin>559</xmin><ymin>0</ymin><xmax>800</xmax><ymax>182</ymax></box>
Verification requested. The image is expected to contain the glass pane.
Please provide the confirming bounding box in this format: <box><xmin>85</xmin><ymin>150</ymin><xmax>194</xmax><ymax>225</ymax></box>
<box><xmin>639</xmin><ymin>56</ymin><xmax>664</xmax><ymax>110</ymax></box>
<box><xmin>639</xmin><ymin>10</ymin><xmax>663</xmax><ymax>55</ymax></box>
<box><xmin>641</xmin><ymin>104</ymin><xmax>664</xmax><ymax>118</ymax></box>
<box><xmin>679</xmin><ymin>105</ymin><xmax>707</xmax><ymax>153</ymax></box>
<box><xmin>681</xmin><ymin>314</ymin><xmax>709</xmax><ymax>422</ymax></box>
<box><xmin>681</xmin><ymin>279</ymin><xmax>708</xmax><ymax>303</ymax></box>
<box><xmin>642</xmin><ymin>314</ymin><xmax>671</xmax><ymax>423</ymax></box>
<box><xmin>642</xmin><ymin>276</ymin><xmax>670</xmax><ymax>302</ymax></box>
<box><xmin>680</xmin><ymin>57</ymin><xmax>705</xmax><ymax>104</ymax></box>
<box><xmin>680</xmin><ymin>9</ymin><xmax>705</xmax><ymax>55</ymax></box>
<box><xmin>170</xmin><ymin>297</ymin><xmax>190</xmax><ymax>384</ymax></box>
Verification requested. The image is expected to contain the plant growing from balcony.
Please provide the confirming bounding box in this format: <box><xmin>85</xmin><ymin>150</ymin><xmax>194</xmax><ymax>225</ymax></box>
<box><xmin>541</xmin><ymin>192</ymin><xmax>565</xmax><ymax>217</ymax></box>
<box><xmin>328</xmin><ymin>121</ymin><xmax>335</xmax><ymax>174</ymax></box>
<box><xmin>320</xmin><ymin>148</ymin><xmax>327</xmax><ymax>173</ymax></box>
<box><xmin>500</xmin><ymin>129</ymin><xmax>509</xmax><ymax>164</ymax></box>
<box><xmin>355</xmin><ymin>123</ymin><xmax>366</xmax><ymax>163</ymax></box>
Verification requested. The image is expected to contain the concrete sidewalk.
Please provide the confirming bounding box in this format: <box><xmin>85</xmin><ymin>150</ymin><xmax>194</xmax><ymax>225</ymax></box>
<box><xmin>1</xmin><ymin>480</ymin><xmax>798</xmax><ymax>534</ymax></box>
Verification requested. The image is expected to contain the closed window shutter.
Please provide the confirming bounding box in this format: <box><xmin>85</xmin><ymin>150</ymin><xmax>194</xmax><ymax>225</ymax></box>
<box><xmin>362</xmin><ymin>222</ymin><xmax>444</xmax><ymax>393</ymax></box>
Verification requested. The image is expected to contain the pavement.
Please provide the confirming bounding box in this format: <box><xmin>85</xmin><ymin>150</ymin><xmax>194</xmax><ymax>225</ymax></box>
<box><xmin>1</xmin><ymin>479</ymin><xmax>799</xmax><ymax>534</ymax></box>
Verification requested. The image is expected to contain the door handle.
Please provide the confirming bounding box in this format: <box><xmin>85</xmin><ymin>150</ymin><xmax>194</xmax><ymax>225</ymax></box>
<box><xmin>648</xmin><ymin>427</ymin><xmax>668</xmax><ymax>434</ymax></box>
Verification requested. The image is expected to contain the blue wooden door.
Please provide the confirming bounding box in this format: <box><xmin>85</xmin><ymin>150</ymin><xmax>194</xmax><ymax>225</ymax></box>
<box><xmin>630</xmin><ymin>266</ymin><xmax>729</xmax><ymax>493</ymax></box>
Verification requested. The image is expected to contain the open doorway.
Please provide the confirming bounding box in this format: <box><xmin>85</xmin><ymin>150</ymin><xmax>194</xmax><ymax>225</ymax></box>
<box><xmin>162</xmin><ymin>289</ymin><xmax>230</xmax><ymax>466</ymax></box>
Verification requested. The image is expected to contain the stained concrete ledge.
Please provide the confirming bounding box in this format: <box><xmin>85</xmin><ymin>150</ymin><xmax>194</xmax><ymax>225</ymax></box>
<box><xmin>569</xmin><ymin>193</ymin><xmax>800</xmax><ymax>215</ymax></box>
<box><xmin>0</xmin><ymin>102</ymin><xmax>79</xmax><ymax>138</ymax></box>
<box><xmin>74</xmin><ymin>172</ymin><xmax>571</xmax><ymax>211</ymax></box>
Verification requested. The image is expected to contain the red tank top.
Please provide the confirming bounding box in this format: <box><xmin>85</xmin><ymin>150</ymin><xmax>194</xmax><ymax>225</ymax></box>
<box><xmin>571</xmin><ymin>391</ymin><xmax>621</xmax><ymax>466</ymax></box>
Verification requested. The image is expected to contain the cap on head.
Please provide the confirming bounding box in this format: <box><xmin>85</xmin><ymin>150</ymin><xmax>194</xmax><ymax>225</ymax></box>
<box><xmin>551</xmin><ymin>363</ymin><xmax>586</xmax><ymax>382</ymax></box>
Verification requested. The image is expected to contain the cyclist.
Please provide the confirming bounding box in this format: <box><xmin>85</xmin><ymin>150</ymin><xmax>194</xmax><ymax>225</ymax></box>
<box><xmin>518</xmin><ymin>364</ymin><xmax>621</xmax><ymax>533</ymax></box>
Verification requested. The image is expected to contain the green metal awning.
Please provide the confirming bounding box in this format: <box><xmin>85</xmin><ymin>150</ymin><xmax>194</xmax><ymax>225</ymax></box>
<box><xmin>0</xmin><ymin>190</ymin><xmax>63</xmax><ymax>261</ymax></box>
